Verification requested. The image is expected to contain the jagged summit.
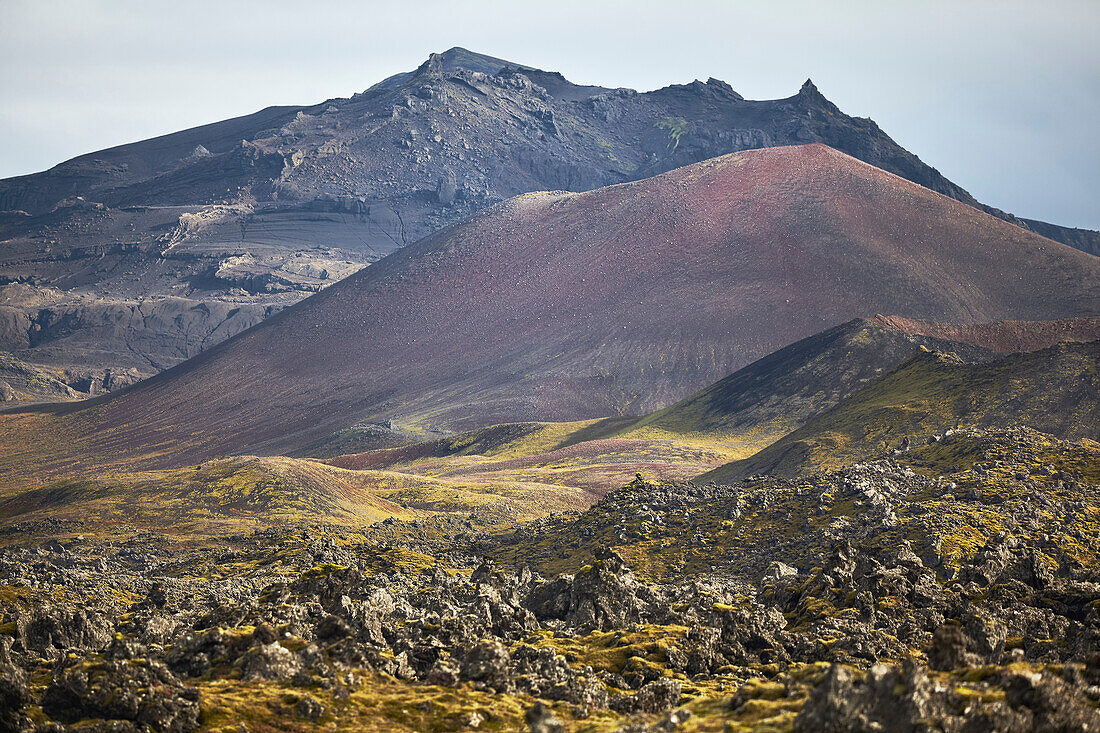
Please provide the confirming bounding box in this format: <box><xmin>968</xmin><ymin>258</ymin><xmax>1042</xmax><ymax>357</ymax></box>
<box><xmin>369</xmin><ymin>46</ymin><xmax>541</xmax><ymax>92</ymax></box>
<box><xmin>704</xmin><ymin>77</ymin><xmax>742</xmax><ymax>98</ymax></box>
<box><xmin>1</xmin><ymin>48</ymin><xmax>1098</xmax><ymax>391</ymax></box>
<box><xmin>795</xmin><ymin>78</ymin><xmax>838</xmax><ymax>109</ymax></box>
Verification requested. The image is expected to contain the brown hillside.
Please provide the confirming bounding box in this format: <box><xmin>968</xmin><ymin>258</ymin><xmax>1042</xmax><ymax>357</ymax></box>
<box><xmin>2</xmin><ymin>144</ymin><xmax>1098</xmax><ymax>484</ymax></box>
<box><xmin>873</xmin><ymin>314</ymin><xmax>1100</xmax><ymax>353</ymax></box>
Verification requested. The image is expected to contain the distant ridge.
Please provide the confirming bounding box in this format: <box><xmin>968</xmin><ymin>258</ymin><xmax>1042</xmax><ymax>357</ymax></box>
<box><xmin>616</xmin><ymin>318</ymin><xmax>997</xmax><ymax>451</ymax></box>
<box><xmin>872</xmin><ymin>314</ymin><xmax>1100</xmax><ymax>353</ymax></box>
<box><xmin>1</xmin><ymin>144</ymin><xmax>1097</xmax><ymax>487</ymax></box>
<box><xmin>1</xmin><ymin>47</ymin><xmax>1096</xmax><ymax>384</ymax></box>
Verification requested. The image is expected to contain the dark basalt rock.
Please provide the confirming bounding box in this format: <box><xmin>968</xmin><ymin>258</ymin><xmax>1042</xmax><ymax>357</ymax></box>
<box><xmin>526</xmin><ymin>547</ymin><xmax>661</xmax><ymax>632</ymax></box>
<box><xmin>610</xmin><ymin>678</ymin><xmax>682</xmax><ymax>714</ymax></box>
<box><xmin>240</xmin><ymin>641</ymin><xmax>304</xmax><ymax>681</ymax></box>
<box><xmin>927</xmin><ymin>623</ymin><xmax>981</xmax><ymax>671</ymax></box>
<box><xmin>0</xmin><ymin>435</ymin><xmax>1096</xmax><ymax>730</ymax></box>
<box><xmin>0</xmin><ymin>638</ymin><xmax>30</xmax><ymax>732</ymax></box>
<box><xmin>795</xmin><ymin>661</ymin><xmax>1100</xmax><ymax>732</ymax></box>
<box><xmin>525</xmin><ymin>701</ymin><xmax>565</xmax><ymax>733</ymax></box>
<box><xmin>12</xmin><ymin>604</ymin><xmax>112</xmax><ymax>657</ymax></box>
<box><xmin>461</xmin><ymin>639</ymin><xmax>514</xmax><ymax>693</ymax></box>
<box><xmin>41</xmin><ymin>658</ymin><xmax>200</xmax><ymax>732</ymax></box>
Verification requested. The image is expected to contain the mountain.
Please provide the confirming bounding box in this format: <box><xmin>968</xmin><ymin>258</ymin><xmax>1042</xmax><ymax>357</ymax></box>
<box><xmin>700</xmin><ymin>338</ymin><xmax>1100</xmax><ymax>483</ymax></box>
<box><xmin>618</xmin><ymin>315</ymin><xmax>1100</xmax><ymax>452</ymax></box>
<box><xmin>2</xmin><ymin>47</ymin><xmax>1096</xmax><ymax>385</ymax></box>
<box><xmin>2</xmin><ymin>144</ymin><xmax>1098</xmax><ymax>486</ymax></box>
<box><xmin>616</xmin><ymin>317</ymin><xmax>998</xmax><ymax>453</ymax></box>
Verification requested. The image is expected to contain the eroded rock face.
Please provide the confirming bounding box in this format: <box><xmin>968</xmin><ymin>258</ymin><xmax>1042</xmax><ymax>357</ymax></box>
<box><xmin>12</xmin><ymin>604</ymin><xmax>112</xmax><ymax>657</ymax></box>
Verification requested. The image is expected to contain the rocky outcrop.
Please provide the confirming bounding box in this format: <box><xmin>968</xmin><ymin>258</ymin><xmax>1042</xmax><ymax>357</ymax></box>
<box><xmin>526</xmin><ymin>548</ymin><xmax>662</xmax><ymax>632</ymax></box>
<box><xmin>42</xmin><ymin>658</ymin><xmax>200</xmax><ymax>731</ymax></box>
<box><xmin>795</xmin><ymin>662</ymin><xmax>1100</xmax><ymax>732</ymax></box>
<box><xmin>0</xmin><ymin>427</ymin><xmax>1096</xmax><ymax>729</ymax></box>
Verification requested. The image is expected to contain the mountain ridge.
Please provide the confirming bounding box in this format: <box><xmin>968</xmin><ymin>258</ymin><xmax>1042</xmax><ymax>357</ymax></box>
<box><xmin>2</xmin><ymin>47</ymin><xmax>1096</xmax><ymax>387</ymax></box>
<box><xmin>1</xmin><ymin>143</ymin><xmax>1097</xmax><ymax>487</ymax></box>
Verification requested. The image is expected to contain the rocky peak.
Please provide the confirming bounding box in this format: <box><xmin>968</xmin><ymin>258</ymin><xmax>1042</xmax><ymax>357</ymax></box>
<box><xmin>796</xmin><ymin>78</ymin><xmax>839</xmax><ymax>111</ymax></box>
<box><xmin>799</xmin><ymin>78</ymin><xmax>821</xmax><ymax>96</ymax></box>
<box><xmin>436</xmin><ymin>46</ymin><xmax>537</xmax><ymax>76</ymax></box>
<box><xmin>706</xmin><ymin>77</ymin><xmax>744</xmax><ymax>99</ymax></box>
<box><xmin>368</xmin><ymin>47</ymin><xmax>535</xmax><ymax>93</ymax></box>
<box><xmin>796</xmin><ymin>77</ymin><xmax>844</xmax><ymax>115</ymax></box>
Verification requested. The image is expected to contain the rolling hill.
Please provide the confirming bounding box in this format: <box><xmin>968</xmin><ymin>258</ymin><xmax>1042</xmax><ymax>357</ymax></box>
<box><xmin>699</xmin><ymin>338</ymin><xmax>1100</xmax><ymax>483</ymax></box>
<box><xmin>1</xmin><ymin>144</ymin><xmax>1098</xmax><ymax>487</ymax></box>
<box><xmin>312</xmin><ymin>316</ymin><xmax>1098</xmax><ymax>506</ymax></box>
<box><xmin>615</xmin><ymin>317</ymin><xmax>997</xmax><ymax>452</ymax></box>
<box><xmin>2</xmin><ymin>47</ymin><xmax>1096</xmax><ymax>387</ymax></box>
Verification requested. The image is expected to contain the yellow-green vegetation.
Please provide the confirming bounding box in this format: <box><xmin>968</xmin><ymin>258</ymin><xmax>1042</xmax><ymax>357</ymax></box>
<box><xmin>704</xmin><ymin>341</ymin><xmax>1099</xmax><ymax>482</ymax></box>
<box><xmin>655</xmin><ymin>117</ymin><xmax>690</xmax><ymax>152</ymax></box>
<box><xmin>495</xmin><ymin>429</ymin><xmax>1100</xmax><ymax>583</ymax></box>
<box><xmin>0</xmin><ymin>457</ymin><xmax>417</xmax><ymax>541</ymax></box>
<box><xmin>531</xmin><ymin>624</ymin><xmax>689</xmax><ymax>679</ymax></box>
<box><xmin>617</xmin><ymin>422</ymin><xmax>786</xmax><ymax>465</ymax></box>
<box><xmin>0</xmin><ymin>411</ymin><xmax>752</xmax><ymax>542</ymax></box>
<box><xmin>0</xmin><ymin>435</ymin><xmax>623</xmax><ymax>541</ymax></box>
<box><xmin>336</xmin><ymin>417</ymin><xmax>745</xmax><ymax>490</ymax></box>
<box><xmin>611</xmin><ymin>318</ymin><xmax>958</xmax><ymax>466</ymax></box>
<box><xmin>199</xmin><ymin>676</ymin><xmax>535</xmax><ymax>732</ymax></box>
<box><xmin>184</xmin><ymin>649</ymin><xmax>832</xmax><ymax>732</ymax></box>
<box><xmin>189</xmin><ymin>659</ymin><xmax>850</xmax><ymax>732</ymax></box>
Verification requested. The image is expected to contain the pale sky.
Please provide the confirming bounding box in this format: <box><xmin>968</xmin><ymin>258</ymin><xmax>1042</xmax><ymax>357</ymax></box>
<box><xmin>1</xmin><ymin>0</ymin><xmax>1098</xmax><ymax>229</ymax></box>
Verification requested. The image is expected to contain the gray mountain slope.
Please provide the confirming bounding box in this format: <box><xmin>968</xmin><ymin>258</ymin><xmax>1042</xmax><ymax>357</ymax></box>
<box><xmin>1</xmin><ymin>47</ymin><xmax>1094</xmax><ymax>388</ymax></box>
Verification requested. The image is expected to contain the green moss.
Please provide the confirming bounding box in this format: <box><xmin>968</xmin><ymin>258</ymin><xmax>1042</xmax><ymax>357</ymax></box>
<box><xmin>655</xmin><ymin>117</ymin><xmax>690</xmax><ymax>152</ymax></box>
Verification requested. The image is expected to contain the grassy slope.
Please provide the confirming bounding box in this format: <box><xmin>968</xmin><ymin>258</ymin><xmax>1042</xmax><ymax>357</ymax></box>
<box><xmin>0</xmin><ymin>417</ymin><xmax>738</xmax><ymax>540</ymax></box>
<box><xmin>7</xmin><ymin>335</ymin><xmax>1089</xmax><ymax>540</ymax></box>
<box><xmin>700</xmin><ymin>340</ymin><xmax>1100</xmax><ymax>484</ymax></box>
<box><xmin>0</xmin><ymin>453</ymin><xmax>596</xmax><ymax>542</ymax></box>
<box><xmin>614</xmin><ymin>318</ymin><xmax>996</xmax><ymax>456</ymax></box>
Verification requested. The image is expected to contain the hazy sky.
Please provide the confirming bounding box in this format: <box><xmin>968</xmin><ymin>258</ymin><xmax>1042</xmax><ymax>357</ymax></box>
<box><xmin>1</xmin><ymin>0</ymin><xmax>1098</xmax><ymax>229</ymax></box>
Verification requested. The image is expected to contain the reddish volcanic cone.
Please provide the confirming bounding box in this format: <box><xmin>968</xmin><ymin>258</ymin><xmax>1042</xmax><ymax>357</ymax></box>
<box><xmin>3</xmin><ymin>144</ymin><xmax>1098</xmax><ymax>480</ymax></box>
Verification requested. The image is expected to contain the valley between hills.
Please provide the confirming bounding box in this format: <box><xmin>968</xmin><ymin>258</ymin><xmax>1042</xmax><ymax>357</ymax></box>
<box><xmin>0</xmin><ymin>48</ymin><xmax>1099</xmax><ymax>733</ymax></box>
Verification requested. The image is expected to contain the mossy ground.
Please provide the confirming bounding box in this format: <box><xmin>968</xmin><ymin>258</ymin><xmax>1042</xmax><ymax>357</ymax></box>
<box><xmin>494</xmin><ymin>429</ymin><xmax>1100</xmax><ymax>583</ymax></box>
<box><xmin>0</xmin><ymin>415</ymin><xmax>748</xmax><ymax>544</ymax></box>
<box><xmin>1</xmin><ymin>422</ymin><xmax>1096</xmax><ymax>729</ymax></box>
